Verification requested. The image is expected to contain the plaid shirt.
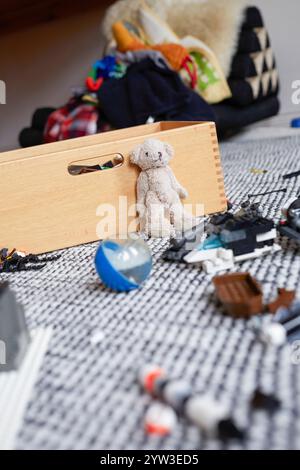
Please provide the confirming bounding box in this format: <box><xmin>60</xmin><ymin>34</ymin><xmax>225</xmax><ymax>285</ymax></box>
<box><xmin>44</xmin><ymin>99</ymin><xmax>98</xmax><ymax>143</ymax></box>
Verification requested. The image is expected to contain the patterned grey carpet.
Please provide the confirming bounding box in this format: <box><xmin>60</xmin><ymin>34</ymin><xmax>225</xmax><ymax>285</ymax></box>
<box><xmin>2</xmin><ymin>135</ymin><xmax>300</xmax><ymax>450</ymax></box>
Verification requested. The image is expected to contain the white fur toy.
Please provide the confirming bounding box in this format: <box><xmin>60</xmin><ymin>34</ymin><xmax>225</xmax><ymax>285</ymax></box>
<box><xmin>102</xmin><ymin>0</ymin><xmax>246</xmax><ymax>77</ymax></box>
<box><xmin>130</xmin><ymin>138</ymin><xmax>196</xmax><ymax>238</ymax></box>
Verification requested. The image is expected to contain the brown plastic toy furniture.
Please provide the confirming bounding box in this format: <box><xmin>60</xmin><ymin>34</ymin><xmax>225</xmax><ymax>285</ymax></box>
<box><xmin>213</xmin><ymin>272</ymin><xmax>263</xmax><ymax>318</ymax></box>
<box><xmin>267</xmin><ymin>288</ymin><xmax>296</xmax><ymax>314</ymax></box>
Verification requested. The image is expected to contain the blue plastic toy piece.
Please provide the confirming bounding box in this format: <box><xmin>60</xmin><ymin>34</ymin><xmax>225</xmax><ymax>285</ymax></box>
<box><xmin>273</xmin><ymin>306</ymin><xmax>291</xmax><ymax>323</ymax></box>
<box><xmin>195</xmin><ymin>234</ymin><xmax>223</xmax><ymax>252</ymax></box>
<box><xmin>95</xmin><ymin>239</ymin><xmax>152</xmax><ymax>292</ymax></box>
<box><xmin>291</xmin><ymin>117</ymin><xmax>300</xmax><ymax>128</ymax></box>
<box><xmin>93</xmin><ymin>56</ymin><xmax>117</xmax><ymax>79</ymax></box>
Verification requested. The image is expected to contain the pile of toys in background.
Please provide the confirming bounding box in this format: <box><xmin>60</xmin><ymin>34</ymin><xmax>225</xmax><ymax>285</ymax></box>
<box><xmin>19</xmin><ymin>5</ymin><xmax>281</xmax><ymax>147</ymax></box>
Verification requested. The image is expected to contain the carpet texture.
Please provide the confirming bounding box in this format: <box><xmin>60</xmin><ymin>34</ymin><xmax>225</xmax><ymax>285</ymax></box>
<box><xmin>2</xmin><ymin>135</ymin><xmax>300</xmax><ymax>450</ymax></box>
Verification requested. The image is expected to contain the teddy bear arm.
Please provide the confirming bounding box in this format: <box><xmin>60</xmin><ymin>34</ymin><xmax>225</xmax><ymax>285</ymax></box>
<box><xmin>166</xmin><ymin>167</ymin><xmax>188</xmax><ymax>199</ymax></box>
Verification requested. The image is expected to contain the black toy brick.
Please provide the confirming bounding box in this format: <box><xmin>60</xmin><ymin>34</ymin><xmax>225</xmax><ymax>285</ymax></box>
<box><xmin>251</xmin><ymin>389</ymin><xmax>281</xmax><ymax>413</ymax></box>
<box><xmin>214</xmin><ymin>214</ymin><xmax>275</xmax><ymax>256</ymax></box>
<box><xmin>162</xmin><ymin>223</ymin><xmax>205</xmax><ymax>263</ymax></box>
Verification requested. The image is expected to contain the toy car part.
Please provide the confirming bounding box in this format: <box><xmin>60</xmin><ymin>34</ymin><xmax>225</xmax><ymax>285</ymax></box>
<box><xmin>184</xmin><ymin>241</ymin><xmax>281</xmax><ymax>272</ymax></box>
<box><xmin>216</xmin><ymin>215</ymin><xmax>276</xmax><ymax>257</ymax></box>
<box><xmin>184</xmin><ymin>248</ymin><xmax>234</xmax><ymax>274</ymax></box>
<box><xmin>162</xmin><ymin>222</ymin><xmax>205</xmax><ymax>263</ymax></box>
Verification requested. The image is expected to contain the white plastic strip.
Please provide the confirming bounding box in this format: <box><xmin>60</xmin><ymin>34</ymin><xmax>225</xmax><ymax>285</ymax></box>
<box><xmin>0</xmin><ymin>328</ymin><xmax>52</xmax><ymax>450</ymax></box>
<box><xmin>235</xmin><ymin>243</ymin><xmax>281</xmax><ymax>262</ymax></box>
<box><xmin>256</xmin><ymin>229</ymin><xmax>277</xmax><ymax>243</ymax></box>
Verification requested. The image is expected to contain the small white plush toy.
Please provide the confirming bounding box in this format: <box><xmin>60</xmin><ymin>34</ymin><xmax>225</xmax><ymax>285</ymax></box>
<box><xmin>130</xmin><ymin>138</ymin><xmax>196</xmax><ymax>237</ymax></box>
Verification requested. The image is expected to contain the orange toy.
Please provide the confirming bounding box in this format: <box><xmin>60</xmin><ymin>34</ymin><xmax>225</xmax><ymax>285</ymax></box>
<box><xmin>112</xmin><ymin>21</ymin><xmax>189</xmax><ymax>72</ymax></box>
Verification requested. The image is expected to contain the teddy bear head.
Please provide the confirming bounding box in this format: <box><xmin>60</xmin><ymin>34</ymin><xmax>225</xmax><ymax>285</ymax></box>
<box><xmin>130</xmin><ymin>138</ymin><xmax>174</xmax><ymax>170</ymax></box>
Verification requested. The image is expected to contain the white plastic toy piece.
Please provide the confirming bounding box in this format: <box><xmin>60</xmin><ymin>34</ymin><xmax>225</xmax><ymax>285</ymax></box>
<box><xmin>256</xmin><ymin>229</ymin><xmax>277</xmax><ymax>243</ymax></box>
<box><xmin>144</xmin><ymin>402</ymin><xmax>177</xmax><ymax>436</ymax></box>
<box><xmin>235</xmin><ymin>243</ymin><xmax>281</xmax><ymax>262</ymax></box>
<box><xmin>185</xmin><ymin>395</ymin><xmax>230</xmax><ymax>439</ymax></box>
<box><xmin>259</xmin><ymin>323</ymin><xmax>287</xmax><ymax>346</ymax></box>
<box><xmin>184</xmin><ymin>248</ymin><xmax>234</xmax><ymax>274</ymax></box>
<box><xmin>202</xmin><ymin>249</ymin><xmax>235</xmax><ymax>274</ymax></box>
<box><xmin>184</xmin><ymin>243</ymin><xmax>281</xmax><ymax>273</ymax></box>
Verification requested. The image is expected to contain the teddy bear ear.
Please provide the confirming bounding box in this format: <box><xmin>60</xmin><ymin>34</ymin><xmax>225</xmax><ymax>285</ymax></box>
<box><xmin>130</xmin><ymin>144</ymin><xmax>142</xmax><ymax>165</ymax></box>
<box><xmin>164</xmin><ymin>142</ymin><xmax>174</xmax><ymax>159</ymax></box>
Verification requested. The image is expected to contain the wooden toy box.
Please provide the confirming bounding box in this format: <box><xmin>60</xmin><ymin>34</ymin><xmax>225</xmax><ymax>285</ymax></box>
<box><xmin>0</xmin><ymin>121</ymin><xmax>226</xmax><ymax>254</ymax></box>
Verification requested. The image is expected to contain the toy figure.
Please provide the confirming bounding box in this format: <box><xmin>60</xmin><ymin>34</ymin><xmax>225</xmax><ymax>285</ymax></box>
<box><xmin>130</xmin><ymin>138</ymin><xmax>196</xmax><ymax>237</ymax></box>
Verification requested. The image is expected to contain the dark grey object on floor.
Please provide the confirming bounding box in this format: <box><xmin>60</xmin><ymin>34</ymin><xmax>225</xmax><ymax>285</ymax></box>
<box><xmin>0</xmin><ymin>283</ymin><xmax>30</xmax><ymax>372</ymax></box>
<box><xmin>213</xmin><ymin>95</ymin><xmax>280</xmax><ymax>136</ymax></box>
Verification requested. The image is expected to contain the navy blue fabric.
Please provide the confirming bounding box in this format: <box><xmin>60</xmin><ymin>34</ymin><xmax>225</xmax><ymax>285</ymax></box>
<box><xmin>98</xmin><ymin>58</ymin><xmax>215</xmax><ymax>128</ymax></box>
<box><xmin>213</xmin><ymin>95</ymin><xmax>280</xmax><ymax>135</ymax></box>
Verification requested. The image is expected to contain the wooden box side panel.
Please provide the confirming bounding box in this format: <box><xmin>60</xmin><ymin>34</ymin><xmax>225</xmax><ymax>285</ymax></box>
<box><xmin>0</xmin><ymin>121</ymin><xmax>203</xmax><ymax>164</ymax></box>
<box><xmin>0</xmin><ymin>122</ymin><xmax>226</xmax><ymax>253</ymax></box>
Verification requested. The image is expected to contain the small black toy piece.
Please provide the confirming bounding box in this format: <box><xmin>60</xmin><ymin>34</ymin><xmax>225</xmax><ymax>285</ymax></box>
<box><xmin>251</xmin><ymin>389</ymin><xmax>281</xmax><ymax>413</ymax></box>
<box><xmin>247</xmin><ymin>188</ymin><xmax>287</xmax><ymax>199</ymax></box>
<box><xmin>0</xmin><ymin>248</ymin><xmax>60</xmax><ymax>273</ymax></box>
<box><xmin>162</xmin><ymin>222</ymin><xmax>205</xmax><ymax>263</ymax></box>
<box><xmin>283</xmin><ymin>170</ymin><xmax>300</xmax><ymax>180</ymax></box>
<box><xmin>0</xmin><ymin>282</ymin><xmax>30</xmax><ymax>372</ymax></box>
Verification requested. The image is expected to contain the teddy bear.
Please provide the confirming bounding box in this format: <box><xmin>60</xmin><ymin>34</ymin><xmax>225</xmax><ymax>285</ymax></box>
<box><xmin>130</xmin><ymin>138</ymin><xmax>197</xmax><ymax>237</ymax></box>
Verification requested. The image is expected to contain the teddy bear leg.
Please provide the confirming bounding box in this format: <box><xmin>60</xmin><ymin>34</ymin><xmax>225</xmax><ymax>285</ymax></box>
<box><xmin>149</xmin><ymin>205</ymin><xmax>174</xmax><ymax>238</ymax></box>
<box><xmin>138</xmin><ymin>214</ymin><xmax>148</xmax><ymax>234</ymax></box>
<box><xmin>182</xmin><ymin>210</ymin><xmax>198</xmax><ymax>233</ymax></box>
<box><xmin>170</xmin><ymin>203</ymin><xmax>198</xmax><ymax>234</ymax></box>
<box><xmin>145</xmin><ymin>192</ymin><xmax>174</xmax><ymax>238</ymax></box>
